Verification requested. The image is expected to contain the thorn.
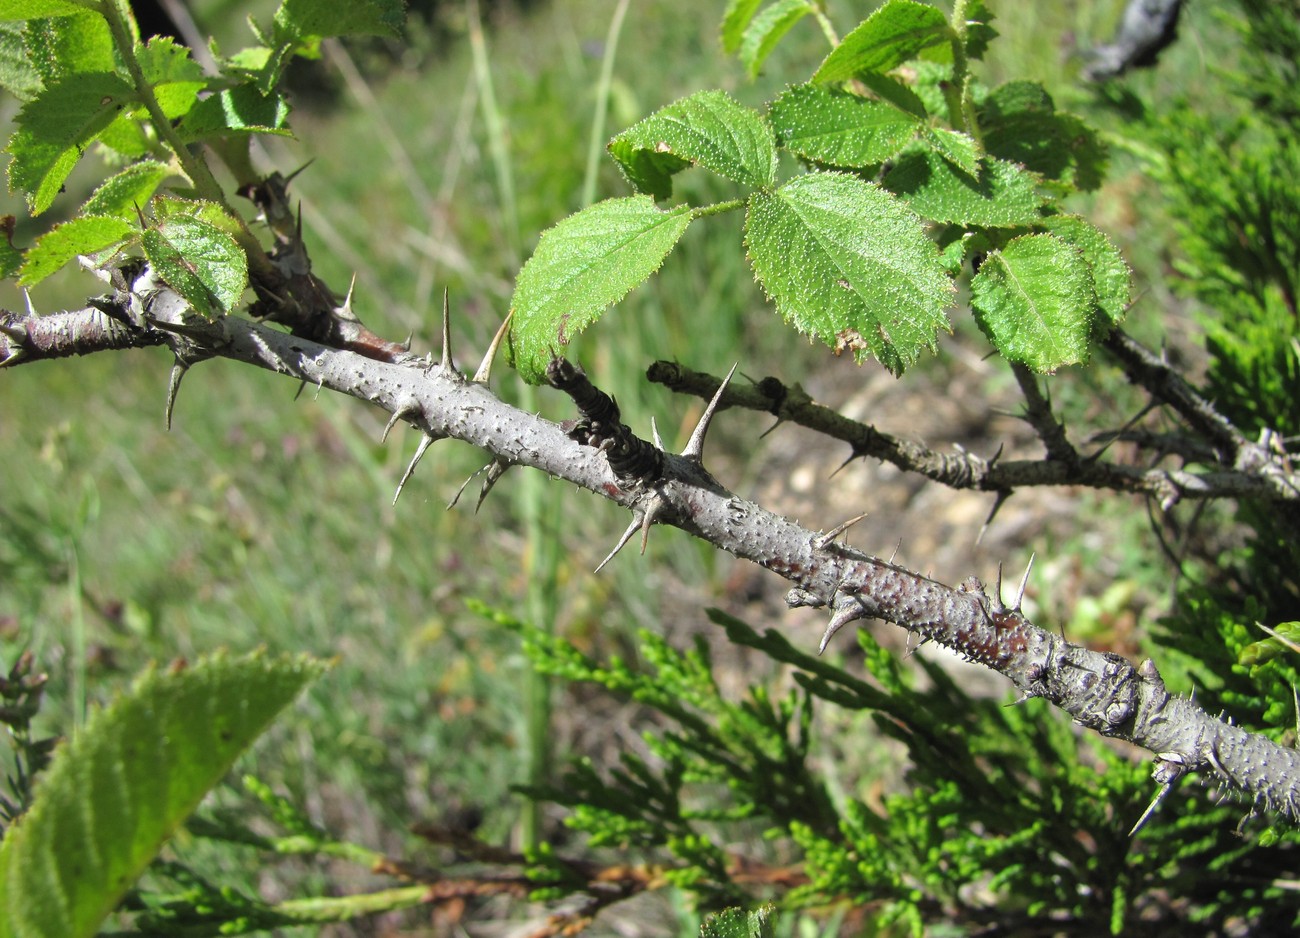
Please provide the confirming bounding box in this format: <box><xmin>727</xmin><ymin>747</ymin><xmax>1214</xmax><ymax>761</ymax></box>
<box><xmin>976</xmin><ymin>490</ymin><xmax>1011</xmax><ymax>546</ymax></box>
<box><xmin>1131</xmin><ymin>782</ymin><xmax>1174</xmax><ymax>836</ymax></box>
<box><xmin>393</xmin><ymin>433</ymin><xmax>438</xmax><ymax>506</ymax></box>
<box><xmin>993</xmin><ymin>562</ymin><xmax>1005</xmax><ymax>609</ymax></box>
<box><xmin>475</xmin><ymin>459</ymin><xmax>509</xmax><ymax>512</ymax></box>
<box><xmin>986</xmin><ymin>441</ymin><xmax>1005</xmax><ymax>467</ymax></box>
<box><xmin>381</xmin><ymin>405</ymin><xmax>419</xmax><ymax>444</ymax></box>
<box><xmin>165</xmin><ymin>359</ymin><xmax>189</xmax><ymax>430</ymax></box>
<box><xmin>401</xmin><ymin>331</ymin><xmax>414</xmax><ymax>353</ymax></box>
<box><xmin>887</xmin><ymin>539</ymin><xmax>902</xmax><ymax>564</ymax></box>
<box><xmin>341</xmin><ymin>273</ymin><xmax>357</xmax><ymax>316</ymax></box>
<box><xmin>650</xmin><ymin>416</ymin><xmax>665</xmax><ymax>451</ymax></box>
<box><xmin>439</xmin><ymin>289</ymin><xmax>455</xmax><ymax>374</ymax></box>
<box><xmin>638</xmin><ymin>497</ymin><xmax>662</xmax><ymax>553</ymax></box>
<box><xmin>473</xmin><ymin>310</ymin><xmax>513</xmax><ymax>383</ymax></box>
<box><xmin>294</xmin><ymin>379</ymin><xmax>308</xmax><ymax>402</ymax></box>
<box><xmin>1012</xmin><ymin>552</ymin><xmax>1036</xmax><ymax>611</ymax></box>
<box><xmin>759</xmin><ymin>418</ymin><xmax>784</xmax><ymax>439</ymax></box>
<box><xmin>21</xmin><ymin>287</ymin><xmax>38</xmax><ymax>318</ymax></box>
<box><xmin>829</xmin><ymin>449</ymin><xmax>859</xmax><ymax>479</ymax></box>
<box><xmin>595</xmin><ymin>514</ymin><xmax>642</xmax><ymax>573</ymax></box>
<box><xmin>681</xmin><ymin>363</ymin><xmax>736</xmax><ymax>461</ymax></box>
<box><xmin>814</xmin><ymin>512</ymin><xmax>869</xmax><ymax>550</ymax></box>
<box><xmin>819</xmin><ymin>600</ymin><xmax>866</xmax><ymax>655</ymax></box>
<box><xmin>448</xmin><ymin>462</ymin><xmax>491</xmax><ymax>509</ymax></box>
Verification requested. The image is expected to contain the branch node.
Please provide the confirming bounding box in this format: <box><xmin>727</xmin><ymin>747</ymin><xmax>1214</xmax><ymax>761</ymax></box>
<box><xmin>681</xmin><ymin>363</ymin><xmax>737</xmax><ymax>462</ymax></box>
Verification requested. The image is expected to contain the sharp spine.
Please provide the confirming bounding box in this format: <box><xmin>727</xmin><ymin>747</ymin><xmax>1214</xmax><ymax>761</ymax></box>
<box><xmin>681</xmin><ymin>363</ymin><xmax>737</xmax><ymax>461</ymax></box>
<box><xmin>393</xmin><ymin>433</ymin><xmax>439</xmax><ymax>505</ymax></box>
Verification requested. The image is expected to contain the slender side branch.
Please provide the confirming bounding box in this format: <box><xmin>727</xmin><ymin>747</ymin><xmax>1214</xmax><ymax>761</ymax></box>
<box><xmin>646</xmin><ymin>360</ymin><xmax>1300</xmax><ymax>506</ymax></box>
<box><xmin>5</xmin><ymin>285</ymin><xmax>1298</xmax><ymax>823</ymax></box>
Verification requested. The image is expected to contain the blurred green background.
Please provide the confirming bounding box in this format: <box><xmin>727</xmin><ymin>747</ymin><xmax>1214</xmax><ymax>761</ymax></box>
<box><xmin>0</xmin><ymin>0</ymin><xmax>1240</xmax><ymax>932</ymax></box>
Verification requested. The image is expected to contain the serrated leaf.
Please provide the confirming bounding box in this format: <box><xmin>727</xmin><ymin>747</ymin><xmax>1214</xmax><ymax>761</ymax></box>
<box><xmin>739</xmin><ymin>0</ymin><xmax>811</xmax><ymax>78</ymax></box>
<box><xmin>22</xmin><ymin>10</ymin><xmax>115</xmax><ymax>85</ymax></box>
<box><xmin>0</xmin><ymin>22</ymin><xmax>41</xmax><ymax>100</ymax></box>
<box><xmin>6</xmin><ymin>71</ymin><xmax>135</xmax><ymax>214</ymax></box>
<box><xmin>0</xmin><ymin>0</ymin><xmax>87</xmax><ymax>21</ymax></box>
<box><xmin>137</xmin><ymin>36</ymin><xmax>206</xmax><ymax>120</ymax></box>
<box><xmin>721</xmin><ymin>0</ymin><xmax>763</xmax><ymax>52</ymax></box>
<box><xmin>881</xmin><ymin>150</ymin><xmax>1045</xmax><ymax>227</ymax></box>
<box><xmin>700</xmin><ymin>904</ymin><xmax>778</xmax><ymax>938</ymax></box>
<box><xmin>970</xmin><ymin>233</ymin><xmax>1096</xmax><ymax>372</ymax></box>
<box><xmin>141</xmin><ymin>215</ymin><xmax>248</xmax><ymax>316</ymax></box>
<box><xmin>177</xmin><ymin>83</ymin><xmax>293</xmax><ymax>141</ymax></box>
<box><xmin>509</xmin><ymin>196</ymin><xmax>692</xmax><ymax>383</ymax></box>
<box><xmin>0</xmin><ymin>651</ymin><xmax>329</xmax><ymax>938</ymax></box>
<box><xmin>273</xmin><ymin>0</ymin><xmax>404</xmax><ymax>41</ymax></box>
<box><xmin>924</xmin><ymin>126</ymin><xmax>979</xmax><ymax>176</ymax></box>
<box><xmin>81</xmin><ymin>160</ymin><xmax>172</xmax><ymax>216</ymax></box>
<box><xmin>151</xmin><ymin>195</ymin><xmax>245</xmax><ymax>236</ymax></box>
<box><xmin>814</xmin><ymin>0</ymin><xmax>951</xmax><ymax>82</ymax></box>
<box><xmin>980</xmin><ymin>81</ymin><xmax>1107</xmax><ymax>191</ymax></box>
<box><xmin>1037</xmin><ymin>214</ymin><xmax>1131</xmax><ymax>329</ymax></box>
<box><xmin>19</xmin><ymin>214</ymin><xmax>135</xmax><ymax>285</ymax></box>
<box><xmin>744</xmin><ymin>172</ymin><xmax>953</xmax><ymax>374</ymax></box>
<box><xmin>769</xmin><ymin>83</ymin><xmax>919</xmax><ymax>168</ymax></box>
<box><xmin>609</xmin><ymin>90</ymin><xmax>775</xmax><ymax>200</ymax></box>
<box><xmin>963</xmin><ymin>0</ymin><xmax>997</xmax><ymax>59</ymax></box>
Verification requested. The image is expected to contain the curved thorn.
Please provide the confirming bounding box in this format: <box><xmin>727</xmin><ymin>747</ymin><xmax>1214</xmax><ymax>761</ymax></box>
<box><xmin>650</xmin><ymin>416</ymin><xmax>665</xmax><ymax>451</ymax></box>
<box><xmin>595</xmin><ymin>514</ymin><xmax>643</xmax><ymax>573</ymax></box>
<box><xmin>819</xmin><ymin>601</ymin><xmax>865</xmax><ymax>655</ymax></box>
<box><xmin>448</xmin><ymin>461</ymin><xmax>492</xmax><ymax>510</ymax></box>
<box><xmin>440</xmin><ymin>288</ymin><xmax>454</xmax><ymax>373</ymax></box>
<box><xmin>829</xmin><ymin>449</ymin><xmax>860</xmax><ymax>479</ymax></box>
<box><xmin>382</xmin><ymin>405</ymin><xmax>419</xmax><ymax>444</ymax></box>
<box><xmin>639</xmin><ymin>497</ymin><xmax>663</xmax><ymax>553</ymax></box>
<box><xmin>976</xmin><ymin>489</ymin><xmax>1011</xmax><ymax>546</ymax></box>
<box><xmin>1013</xmin><ymin>552</ymin><xmax>1036</xmax><ymax>611</ymax></box>
<box><xmin>474</xmin><ymin>310</ymin><xmax>513</xmax><ymax>383</ymax></box>
<box><xmin>475</xmin><ymin>460</ymin><xmax>510</xmax><ymax>513</ymax></box>
<box><xmin>681</xmin><ymin>363</ymin><xmax>737</xmax><ymax>461</ymax></box>
<box><xmin>165</xmin><ymin>359</ymin><xmax>189</xmax><ymax>431</ymax></box>
<box><xmin>393</xmin><ymin>433</ymin><xmax>438</xmax><ymax>506</ymax></box>
<box><xmin>1131</xmin><ymin>779</ymin><xmax>1175</xmax><ymax>836</ymax></box>
<box><xmin>758</xmin><ymin>418</ymin><xmax>784</xmax><ymax>439</ymax></box>
<box><xmin>813</xmin><ymin>512</ymin><xmax>869</xmax><ymax>550</ymax></box>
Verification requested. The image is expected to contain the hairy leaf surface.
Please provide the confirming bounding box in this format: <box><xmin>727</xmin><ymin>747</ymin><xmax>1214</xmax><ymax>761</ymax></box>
<box><xmin>178</xmin><ymin>84</ymin><xmax>293</xmax><ymax>141</ymax></box>
<box><xmin>814</xmin><ymin>0</ymin><xmax>950</xmax><ymax>82</ymax></box>
<box><xmin>0</xmin><ymin>0</ymin><xmax>87</xmax><ymax>19</ymax></box>
<box><xmin>0</xmin><ymin>651</ymin><xmax>328</xmax><ymax>938</ymax></box>
<box><xmin>979</xmin><ymin>81</ymin><xmax>1107</xmax><ymax>191</ymax></box>
<box><xmin>769</xmin><ymin>83</ymin><xmax>919</xmax><ymax>168</ymax></box>
<box><xmin>80</xmin><ymin>160</ymin><xmax>172</xmax><ymax>217</ymax></box>
<box><xmin>19</xmin><ymin>214</ymin><xmax>135</xmax><ymax>285</ymax></box>
<box><xmin>970</xmin><ymin>233</ymin><xmax>1096</xmax><ymax>371</ymax></box>
<box><xmin>510</xmin><ymin>196</ymin><xmax>692</xmax><ymax>383</ymax></box>
<box><xmin>701</xmin><ymin>904</ymin><xmax>778</xmax><ymax>938</ymax></box>
<box><xmin>738</xmin><ymin>0</ymin><xmax>811</xmax><ymax>78</ymax></box>
<box><xmin>136</xmin><ymin>36</ymin><xmax>206</xmax><ymax>120</ymax></box>
<box><xmin>745</xmin><ymin>172</ymin><xmax>952</xmax><ymax>374</ymax></box>
<box><xmin>22</xmin><ymin>10</ymin><xmax>116</xmax><ymax>86</ymax></box>
<box><xmin>1038</xmin><ymin>214</ymin><xmax>1131</xmax><ymax>329</ymax></box>
<box><xmin>7</xmin><ymin>71</ymin><xmax>135</xmax><ymax>214</ymax></box>
<box><xmin>881</xmin><ymin>150</ymin><xmax>1044</xmax><ymax>226</ymax></box>
<box><xmin>609</xmin><ymin>90</ymin><xmax>776</xmax><ymax>200</ymax></box>
<box><xmin>141</xmin><ymin>215</ymin><xmax>248</xmax><ymax>316</ymax></box>
<box><xmin>924</xmin><ymin>126</ymin><xmax>980</xmax><ymax>176</ymax></box>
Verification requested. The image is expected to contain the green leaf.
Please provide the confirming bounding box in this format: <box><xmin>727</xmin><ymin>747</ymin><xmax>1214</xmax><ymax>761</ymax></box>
<box><xmin>0</xmin><ymin>0</ymin><xmax>88</xmax><ymax>21</ymax></box>
<box><xmin>151</xmin><ymin>195</ymin><xmax>245</xmax><ymax>236</ymax></box>
<box><xmin>509</xmin><ymin>196</ymin><xmax>693</xmax><ymax>383</ymax></box>
<box><xmin>609</xmin><ymin>90</ymin><xmax>776</xmax><ymax>200</ymax></box>
<box><xmin>1037</xmin><ymin>214</ymin><xmax>1131</xmax><ymax>329</ymax></box>
<box><xmin>0</xmin><ymin>22</ymin><xmax>41</xmax><ymax>100</ymax></box>
<box><xmin>0</xmin><ymin>227</ymin><xmax>23</xmax><ymax>280</ymax></box>
<box><xmin>22</xmin><ymin>10</ymin><xmax>115</xmax><ymax>86</ymax></box>
<box><xmin>963</xmin><ymin>0</ymin><xmax>998</xmax><ymax>59</ymax></box>
<box><xmin>6</xmin><ymin>71</ymin><xmax>135</xmax><ymax>214</ymax></box>
<box><xmin>924</xmin><ymin>126</ymin><xmax>980</xmax><ymax>176</ymax></box>
<box><xmin>970</xmin><ymin>233</ymin><xmax>1096</xmax><ymax>372</ymax></box>
<box><xmin>177</xmin><ymin>83</ymin><xmax>293</xmax><ymax>141</ymax></box>
<box><xmin>137</xmin><ymin>36</ymin><xmax>206</xmax><ymax>120</ymax></box>
<box><xmin>273</xmin><ymin>0</ymin><xmax>404</xmax><ymax>41</ymax></box>
<box><xmin>881</xmin><ymin>150</ymin><xmax>1045</xmax><ymax>227</ymax></box>
<box><xmin>81</xmin><ymin>159</ymin><xmax>172</xmax><ymax>216</ymax></box>
<box><xmin>744</xmin><ymin>171</ymin><xmax>953</xmax><ymax>374</ymax></box>
<box><xmin>0</xmin><ymin>651</ymin><xmax>328</xmax><ymax>938</ymax></box>
<box><xmin>700</xmin><ymin>904</ymin><xmax>778</xmax><ymax>938</ymax></box>
<box><xmin>769</xmin><ymin>83</ymin><xmax>919</xmax><ymax>168</ymax></box>
<box><xmin>857</xmin><ymin>71</ymin><xmax>928</xmax><ymax>119</ymax></box>
<box><xmin>1239</xmin><ymin>622</ymin><xmax>1300</xmax><ymax>666</ymax></box>
<box><xmin>738</xmin><ymin>0</ymin><xmax>811</xmax><ymax>78</ymax></box>
<box><xmin>18</xmin><ymin>214</ymin><xmax>135</xmax><ymax>285</ymax></box>
<box><xmin>980</xmin><ymin>81</ymin><xmax>1108</xmax><ymax>192</ymax></box>
<box><xmin>141</xmin><ymin>214</ymin><xmax>248</xmax><ymax>316</ymax></box>
<box><xmin>813</xmin><ymin>0</ymin><xmax>951</xmax><ymax>82</ymax></box>
<box><xmin>721</xmin><ymin>0</ymin><xmax>764</xmax><ymax>53</ymax></box>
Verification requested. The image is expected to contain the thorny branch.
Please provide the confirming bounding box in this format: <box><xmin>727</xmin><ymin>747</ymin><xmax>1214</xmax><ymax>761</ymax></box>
<box><xmin>646</xmin><ymin>356</ymin><xmax>1300</xmax><ymax>509</ymax></box>
<box><xmin>4</xmin><ymin>271</ymin><xmax>1300</xmax><ymax>829</ymax></box>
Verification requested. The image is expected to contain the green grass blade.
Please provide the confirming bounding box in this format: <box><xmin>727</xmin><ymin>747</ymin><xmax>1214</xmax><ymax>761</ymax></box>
<box><xmin>0</xmin><ymin>650</ymin><xmax>330</xmax><ymax>938</ymax></box>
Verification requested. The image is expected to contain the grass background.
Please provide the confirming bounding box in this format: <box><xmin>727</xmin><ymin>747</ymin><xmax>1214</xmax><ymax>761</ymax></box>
<box><xmin>0</xmin><ymin>0</ymin><xmax>1245</xmax><ymax>933</ymax></box>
